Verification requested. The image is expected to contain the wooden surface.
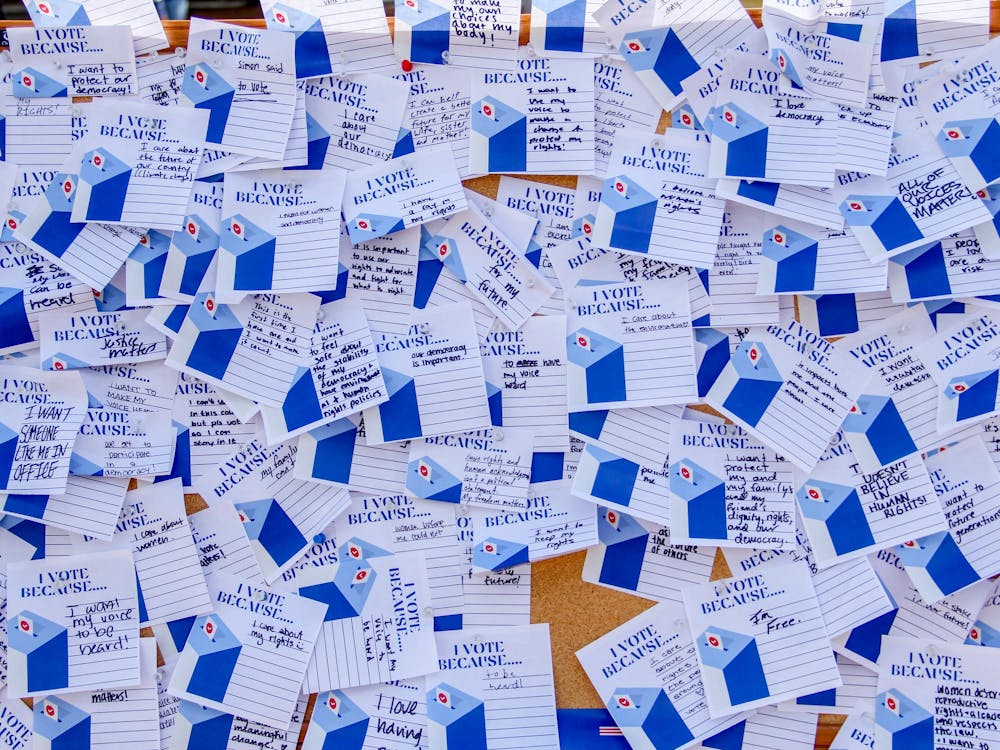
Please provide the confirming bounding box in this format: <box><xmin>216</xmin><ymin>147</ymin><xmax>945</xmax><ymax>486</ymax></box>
<box><xmin>9</xmin><ymin>5</ymin><xmax>1000</xmax><ymax>747</ymax></box>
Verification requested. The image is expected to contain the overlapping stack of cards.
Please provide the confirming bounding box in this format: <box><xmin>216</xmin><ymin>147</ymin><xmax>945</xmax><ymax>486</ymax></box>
<box><xmin>2</xmin><ymin>0</ymin><xmax>1000</xmax><ymax>747</ymax></box>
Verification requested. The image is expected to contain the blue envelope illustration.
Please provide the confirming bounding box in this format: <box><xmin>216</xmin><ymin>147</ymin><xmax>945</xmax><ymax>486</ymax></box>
<box><xmin>395</xmin><ymin>0</ymin><xmax>450</xmax><ymax>64</ymax></box>
<box><xmin>302</xmin><ymin>691</ymin><xmax>370</xmax><ymax>750</ymax></box>
<box><xmin>288</xmin><ymin>112</ymin><xmax>330</xmax><ymax>171</ymax></box>
<box><xmin>694</xmin><ymin>328</ymin><xmax>730</xmax><ymax>398</ymax></box>
<box><xmin>567</xmin><ymin>409</ymin><xmax>608</xmax><ymax>441</ymax></box>
<box><xmin>874</xmin><ymin>690</ymin><xmax>932</xmax><ymax>750</ymax></box>
<box><xmin>889</xmin><ymin>241</ymin><xmax>950</xmax><ymax>300</ymax></box>
<box><xmin>735</xmin><ymin>179</ymin><xmax>780</xmax><ymax>206</ymax></box>
<box><xmin>473</xmin><ymin>537</ymin><xmax>529</xmax><ymax>571</ymax></box>
<box><xmin>392</xmin><ymin>127</ymin><xmax>415</xmax><ymax>159</ymax></box>
<box><xmin>430</xmin><ymin>235</ymin><xmax>467</xmax><ymax>281</ymax></box>
<box><xmin>69</xmin><ymin>450</ymin><xmax>104</xmax><ymax>477</ymax></box>
<box><xmin>974</xmin><ymin>184</ymin><xmax>1000</xmax><ymax>250</ymax></box>
<box><xmin>278</xmin><ymin>366</ymin><xmax>324</xmax><ymax>433</ymax></box>
<box><xmin>575</xmin><ymin>445</ymin><xmax>639</xmax><ymax>508</ymax></box>
<box><xmin>406</xmin><ymin>455</ymin><xmax>462</xmax><ymax>503</ymax></box>
<box><xmin>299</xmin><ymin>560</ymin><xmax>378</xmax><ymax>621</ymax></box>
<box><xmin>842</xmin><ymin>394</ymin><xmax>917</xmax><ymax>468</ymax></box>
<box><xmin>937</xmin><ymin>118</ymin><xmax>1000</xmax><ymax>191</ymax></box>
<box><xmin>414</xmin><ymin>240</ymin><xmax>444</xmax><ymax>309</ymax></box>
<box><xmin>165</xmin><ymin>214</ymin><xmax>219</xmax><ymax>297</ymax></box>
<box><xmin>427</xmin><ymin>683</ymin><xmax>487</xmax><ymax>750</ymax></box>
<box><xmin>9</xmin><ymin>610</ymin><xmax>68</xmax><ymax>693</ymax></box>
<box><xmin>942</xmin><ymin>369</ymin><xmax>999</xmax><ymax>424</ymax></box>
<box><xmin>709</xmin><ymin>103</ymin><xmax>768</xmax><ymax>179</ymax></box>
<box><xmin>347</xmin><ymin>213</ymin><xmax>405</xmax><ymax>243</ymax></box>
<box><xmin>592</xmin><ymin>175</ymin><xmax>657</xmax><ymax>253</ymax></box>
<box><xmin>672</xmin><ymin>104</ymin><xmax>702</xmax><ymax>131</ymax></box>
<box><xmin>235</xmin><ymin>498</ymin><xmax>308</xmax><ymax>573</ymax></box>
<box><xmin>371</xmin><ymin>367</ymin><xmax>422</xmax><ymax>442</ymax></box>
<box><xmin>710</xmin><ymin>340</ymin><xmax>783</xmax><ymax>428</ymax></box>
<box><xmin>299</xmin><ymin>418</ymin><xmax>358</xmax><ymax>486</ymax></box>
<box><xmin>797</xmin><ymin>293</ymin><xmax>859</xmax><ymax>337</ymax></box>
<box><xmin>697</xmin><ymin>628</ymin><xmax>769</xmax><ymax>707</ymax></box>
<box><xmin>219</xmin><ymin>214</ymin><xmax>276</xmax><ymax>292</ymax></box>
<box><xmin>176</xmin><ymin>295</ymin><xmax>242</xmax><ymax>381</ymax></box>
<box><xmin>607</xmin><ymin>687</ymin><xmax>694</xmax><ymax>750</ymax></box>
<box><xmin>182</xmin><ymin>64</ymin><xmax>235</xmax><ymax>143</ymax></box>
<box><xmin>338</xmin><ymin>536</ymin><xmax>392</xmax><ymax>563</ymax></box>
<box><xmin>2</xmin><ymin>491</ymin><xmax>50</xmax><ymax>519</ymax></box>
<box><xmin>471</xmin><ymin>97</ymin><xmax>527</xmax><ymax>174</ymax></box>
<box><xmin>173</xmin><ymin>614</ymin><xmax>243</xmax><ymax>703</ymax></box>
<box><xmin>966</xmin><ymin>619</ymin><xmax>1000</xmax><ymax>647</ymax></box>
<box><xmin>12</xmin><ymin>67</ymin><xmax>67</xmax><ymax>98</ymax></box>
<box><xmin>759</xmin><ymin>225</ymin><xmax>818</xmax><ymax>292</ymax></box>
<box><xmin>619</xmin><ymin>28</ymin><xmax>700</xmax><ymax>105</ymax></box>
<box><xmin>174</xmin><ymin>700</ymin><xmax>234</xmax><ymax>750</ymax></box>
<box><xmin>567</xmin><ymin>328</ymin><xmax>626</xmax><ymax>405</ymax></box>
<box><xmin>571</xmin><ymin>214</ymin><xmax>595</xmax><ymax>241</ymax></box>
<box><xmin>16</xmin><ymin>172</ymin><xmax>85</xmax><ymax>258</ymax></box>
<box><xmin>25</xmin><ymin>0</ymin><xmax>90</xmax><ymax>25</ymax></box>
<box><xmin>840</xmin><ymin>195</ymin><xmax>923</xmax><ymax>256</ymax></box>
<box><xmin>880</xmin><ymin>0</ymin><xmax>918</xmax><ymax>61</ymax></box>
<box><xmin>486</xmin><ymin>381</ymin><xmax>503</xmax><ymax>426</ymax></box>
<box><xmin>267</xmin><ymin>3</ymin><xmax>331</xmax><ymax>79</ymax></box>
<box><xmin>670</xmin><ymin>459</ymin><xmax>727</xmax><ymax>541</ymax></box>
<box><xmin>0</xmin><ymin>516</ymin><xmax>47</xmax><ymax>559</ymax></box>
<box><xmin>797</xmin><ymin>480</ymin><xmax>875</xmax><ymax>560</ymax></box>
<box><xmin>33</xmin><ymin>696</ymin><xmax>90</xmax><ymax>750</ymax></box>
<box><xmin>771</xmin><ymin>48</ymin><xmax>802</xmax><ymax>87</ymax></box>
<box><xmin>700</xmin><ymin>720</ymin><xmax>746</xmax><ymax>750</ymax></box>
<box><xmin>591</xmin><ymin>507</ymin><xmax>648</xmax><ymax>591</ymax></box>
<box><xmin>42</xmin><ymin>352</ymin><xmax>90</xmax><ymax>371</ymax></box>
<box><xmin>842</xmin><ymin>606</ymin><xmax>898</xmax><ymax>666</ymax></box>
<box><xmin>0</xmin><ymin>287</ymin><xmax>32</xmax><ymax>351</ymax></box>
<box><xmin>530</xmin><ymin>0</ymin><xmax>585</xmax><ymax>52</ymax></box>
<box><xmin>896</xmin><ymin>531</ymin><xmax>979</xmax><ymax>601</ymax></box>
<box><xmin>126</xmin><ymin>229</ymin><xmax>171</xmax><ymax>301</ymax></box>
<box><xmin>168</xmin><ymin>420</ymin><xmax>191</xmax><ymax>487</ymax></box>
<box><xmin>1</xmin><ymin>209</ymin><xmax>26</xmax><ymax>243</ymax></box>
<box><xmin>77</xmin><ymin>148</ymin><xmax>132</xmax><ymax>222</ymax></box>
<box><xmin>94</xmin><ymin>278</ymin><xmax>127</xmax><ymax>312</ymax></box>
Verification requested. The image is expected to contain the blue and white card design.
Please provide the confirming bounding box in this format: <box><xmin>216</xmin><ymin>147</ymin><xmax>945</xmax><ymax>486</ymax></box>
<box><xmin>75</xmin><ymin>479</ymin><xmax>212</xmax><ymax>627</ymax></box>
<box><xmin>260</xmin><ymin>297</ymin><xmax>387</xmax><ymax>444</ymax></box>
<box><xmin>201</xmin><ymin>437</ymin><xmax>351</xmax><ymax>582</ymax></box>
<box><xmin>878</xmin><ymin>0</ymin><xmax>989</xmax><ymax>64</ymax></box>
<box><xmin>915</xmin><ymin>309</ymin><xmax>1000</xmax><ymax>431</ymax></box>
<box><xmin>7</xmin><ymin>548</ymin><xmax>140</xmax><ymax>697</ymax></box>
<box><xmin>342</xmin><ymin>225</ymin><xmax>420</xmax><ymax>338</ymax></box>
<box><xmin>829</xmin><ymin>706</ymin><xmax>877</xmax><ymax>750</ymax></box>
<box><xmin>299</xmin><ymin>73</ymin><xmax>409</xmax><ymax>170</ymax></box>
<box><xmin>692</xmin><ymin>707</ymin><xmax>818</xmax><ymax>750</ymax></box>
<box><xmin>468</xmin><ymin>479</ymin><xmax>597</xmax><ymax>570</ymax></box>
<box><xmin>833</xmin><ymin>129</ymin><xmax>993</xmax><ymax>262</ymax></box>
<box><xmin>839</xmin><ymin>308</ymin><xmax>949</xmax><ymax>468</ymax></box>
<box><xmin>708</xmin><ymin>52</ymin><xmax>838</xmax><ymax>188</ymax></box>
<box><xmin>0</xmin><ymin>473</ymin><xmax>128</xmax><ymax>540</ymax></box>
<box><xmin>897</xmin><ymin>435</ymin><xmax>1000</xmax><ymax>602</ymax></box>
<box><xmin>167</xmin><ymin>689</ymin><xmax>309</xmax><ymax>750</ymax></box>
<box><xmin>714</xmin><ymin>178</ymin><xmax>845</xmax><ymax>230</ymax></box>
<box><xmin>7</xmin><ymin>25</ymin><xmax>137</xmax><ymax>98</ymax></box>
<box><xmin>705</xmin><ymin>321</ymin><xmax>870</xmax><ymax>471</ymax></box>
<box><xmin>406</xmin><ymin>428</ymin><xmax>533</xmax><ymax>509</ymax></box>
<box><xmin>566</xmin><ymin>276</ymin><xmax>697</xmax><ymax>410</ymax></box>
<box><xmin>528</xmin><ymin>0</ymin><xmax>607</xmax><ymax>57</ymax></box>
<box><xmin>394</xmin><ymin>65</ymin><xmax>472</xmax><ymax>178</ymax></box>
<box><xmin>40</xmin><ymin>308</ymin><xmax>166</xmax><ymax>370</ymax></box>
<box><xmin>682</xmin><ymin>561</ymin><xmax>841</xmax><ymax>716</ymax></box>
<box><xmin>429</xmin><ymin>205</ymin><xmax>554</xmax><ymax>330</ymax></box>
<box><xmin>20</xmin><ymin>0</ymin><xmax>168</xmax><ymax>57</ymax></box>
<box><xmin>343</xmin><ymin>146</ymin><xmax>467</xmax><ymax>243</ymax></box>
<box><xmin>569</xmin><ymin>403</ymin><xmax>680</xmax><ymax>469</ymax></box>
<box><xmin>295</xmin><ymin>415</ymin><xmax>409</xmax><ymax>497</ymax></box>
<box><xmin>302</xmin><ymin>680</ymin><xmax>426</xmax><ymax>750</ymax></box>
<box><xmin>582</xmin><ymin>507</ymin><xmax>718</xmax><ymax>604</ymax></box>
<box><xmin>425</xmin><ymin>623</ymin><xmax>559</xmax><ymax>750</ymax></box>
<box><xmin>576</xmin><ymin>601</ymin><xmax>746</xmax><ymax>750</ymax></box>
<box><xmin>0</xmin><ymin>365</ymin><xmax>87</xmax><ymax>495</ymax></box>
<box><xmin>168</xmin><ymin>572</ymin><xmax>326</xmax><ymax>730</ymax></box>
<box><xmin>188</xmin><ymin>502</ymin><xmax>264</xmax><ymax>584</ymax></box>
<box><xmin>571</xmin><ymin>441</ymin><xmax>670</xmax><ymax>526</ymax></box>
<box><xmin>755</xmin><ymin>218</ymin><xmax>886</xmax><ymax>295</ymax></box>
<box><xmin>780</xmin><ymin>654</ymin><xmax>877</xmax><ymax>715</ymax></box>
<box><xmin>332</xmin><ymin>493</ymin><xmax>464</xmax><ymax>625</ymax></box>
<box><xmin>451</xmin><ymin>512</ymin><xmax>529</xmax><ymax>628</ymax></box>
<box><xmin>0</xmin><ymin>690</ymin><xmax>32</xmax><ymax>749</ymax></box>
<box><xmin>217</xmin><ymin>168</ymin><xmax>345</xmax><ymax>299</ymax></box>
<box><xmin>183</xmin><ymin>19</ymin><xmax>298</xmax><ymax>159</ymax></box>
<box><xmin>835</xmin><ymin>87</ymin><xmax>902</xmax><ymax>177</ymax></box>
<box><xmin>480</xmin><ymin>316</ymin><xmax>568</xmax><ymax>453</ymax></box>
<box><xmin>285</xmin><ymin>550</ymin><xmax>438</xmax><ymax>693</ymax></box>
<box><xmin>167</xmin><ymin>292</ymin><xmax>319</xmax><ymax>408</ymax></box>
<box><xmin>830</xmin><ymin>548</ymin><xmax>993</xmax><ymax>670</ymax></box>
<box><xmin>593</xmin><ymin>129</ymin><xmax>725</xmax><ymax>269</ymax></box>
<box><xmin>593</xmin><ymin>57</ymin><xmax>664</xmax><ymax>179</ymax></box>
<box><xmin>158</xmin><ymin>181</ymin><xmax>222</xmax><ymax>304</ymax></box>
<box><xmin>875</xmin><ymin>637</ymin><xmax>1000</xmax><ymax>749</ymax></box>
<box><xmin>69</xmin><ymin>100</ymin><xmax>208</xmax><ymax>230</ymax></box>
<box><xmin>469</xmin><ymin>53</ymin><xmax>595</xmax><ymax>176</ymax></box>
<box><xmin>668</xmin><ymin>419</ymin><xmax>795</xmax><ymax>548</ymax></box>
<box><xmin>966</xmin><ymin>578</ymin><xmax>1000</xmax><ymax>647</ymax></box>
<box><xmin>75</xmin><ymin>362</ymin><xmax>176</xmax><ymax>419</ymax></box>
<box><xmin>70</xmin><ymin>407</ymin><xmax>174</xmax><ymax>477</ymax></box>
<box><xmin>794</xmin><ymin>432</ymin><xmax>946</xmax><ymax>568</ymax></box>
<box><xmin>260</xmin><ymin>0</ymin><xmax>396</xmax><ymax>78</ymax></box>
<box><xmin>888</xmin><ymin>230</ymin><xmax>1000</xmax><ymax>303</ymax></box>
<box><xmin>363</xmin><ymin>303</ymin><xmax>491</xmax><ymax>444</ymax></box>
<box><xmin>0</xmin><ymin>244</ymin><xmax>94</xmax><ymax>356</ymax></box>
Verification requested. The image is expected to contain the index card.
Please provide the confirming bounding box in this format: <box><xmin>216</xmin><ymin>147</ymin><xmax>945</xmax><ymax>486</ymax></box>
<box><xmin>443</xmin><ymin>0</ymin><xmax>522</xmax><ymax>71</ymax></box>
<box><xmin>394</xmin><ymin>64</ymin><xmax>473</xmax><ymax>178</ymax></box>
<box><xmin>0</xmin><ymin>474</ymin><xmax>129</xmax><ymax>541</ymax></box>
<box><xmin>167</xmin><ymin>292</ymin><xmax>318</xmax><ymax>408</ymax></box>
<box><xmin>70</xmin><ymin>407</ymin><xmax>174</xmax><ymax>478</ymax></box>
<box><xmin>966</xmin><ymin>578</ymin><xmax>1000</xmax><ymax>646</ymax></box>
<box><xmin>169</xmin><ymin>573</ymin><xmax>326</xmax><ymax>730</ymax></box>
<box><xmin>888</xmin><ymin>230</ymin><xmax>1000</xmax><ymax>302</ymax></box>
<box><xmin>877</xmin><ymin>0</ymin><xmax>989</xmax><ymax>64</ymax></box>
<box><xmin>576</xmin><ymin>602</ymin><xmax>746</xmax><ymax>750</ymax></box>
<box><xmin>469</xmin><ymin>52</ymin><xmax>596</xmax><ymax>176</ymax></box>
<box><xmin>80</xmin><ymin>361</ymin><xmax>178</xmax><ymax>416</ymax></box>
<box><xmin>572</xmin><ymin>443</ymin><xmax>671</xmax><ymax>526</ymax></box>
<box><xmin>593</xmin><ymin>57</ymin><xmax>664</xmax><ymax>178</ymax></box>
<box><xmin>682</xmin><ymin>561</ymin><xmax>841</xmax><ymax>716</ymax></box>
<box><xmin>2</xmin><ymin>93</ymin><xmax>76</xmax><ymax>169</ymax></box>
<box><xmin>714</xmin><ymin>178</ymin><xmax>845</xmax><ymax>230</ymax></box>
<box><xmin>829</xmin><ymin>706</ymin><xmax>878</xmax><ymax>750</ymax></box>
<box><xmin>183</xmin><ymin>19</ymin><xmax>298</xmax><ymax>160</ymax></box>
<box><xmin>158</xmin><ymin>181</ymin><xmax>222</xmax><ymax>304</ymax></box>
<box><xmin>704</xmin><ymin>320</ymin><xmax>871</xmax><ymax>471</ymax></box>
<box><xmin>835</xmin><ymin>87</ymin><xmax>902</xmax><ymax>177</ymax></box>
<box><xmin>342</xmin><ymin>225</ymin><xmax>420</xmax><ymax>338</ymax></box>
<box><xmin>426</xmin><ymin>624</ymin><xmax>559</xmax><ymax>749</ymax></box>
<box><xmin>781</xmin><ymin>654</ymin><xmax>877</xmax><ymax>714</ymax></box>
<box><xmin>668</xmin><ymin>419</ymin><xmax>796</xmax><ymax>549</ymax></box>
<box><xmin>582</xmin><ymin>507</ymin><xmax>718</xmax><ymax>603</ymax></box>
<box><xmin>304</xmin><ymin>680</ymin><xmax>426</xmax><ymax>750</ymax></box>
<box><xmin>528</xmin><ymin>0</ymin><xmax>607</xmax><ymax>56</ymax></box>
<box><xmin>40</xmin><ymin>308</ymin><xmax>166</xmax><ymax>370</ymax></box>
<box><xmin>20</xmin><ymin>0</ymin><xmax>168</xmax><ymax>57</ymax></box>
<box><xmin>7</xmin><ymin>548</ymin><xmax>140</xmax><ymax>697</ymax></box>
<box><xmin>188</xmin><ymin>503</ymin><xmax>264</xmax><ymax>584</ymax></box>
<box><xmin>8</xmin><ymin>26</ymin><xmax>137</xmax><ymax>98</ymax></box>
<box><xmin>168</xmin><ymin>693</ymin><xmax>309</xmax><ymax>750</ymax></box>
<box><xmin>343</xmin><ymin>146</ymin><xmax>467</xmax><ymax>244</ymax></box>
<box><xmin>136</xmin><ymin>50</ymin><xmax>184</xmax><ymax>107</ymax></box>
